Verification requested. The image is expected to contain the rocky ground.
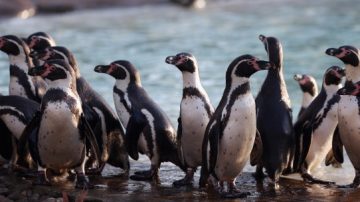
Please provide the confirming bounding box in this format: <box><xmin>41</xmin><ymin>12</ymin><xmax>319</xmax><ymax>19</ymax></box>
<box><xmin>1</xmin><ymin>163</ymin><xmax>360</xmax><ymax>202</ymax></box>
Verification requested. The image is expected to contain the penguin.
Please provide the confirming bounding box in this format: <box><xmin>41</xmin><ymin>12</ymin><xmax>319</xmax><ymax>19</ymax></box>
<box><xmin>30</xmin><ymin>46</ymin><xmax>130</xmax><ymax>174</ymax></box>
<box><xmin>165</xmin><ymin>52</ymin><xmax>214</xmax><ymax>186</ymax></box>
<box><xmin>293</xmin><ymin>66</ymin><xmax>345</xmax><ymax>184</ymax></box>
<box><xmin>26</xmin><ymin>32</ymin><xmax>56</xmax><ymax>67</ymax></box>
<box><xmin>0</xmin><ymin>95</ymin><xmax>39</xmax><ymax>170</ymax></box>
<box><xmin>26</xmin><ymin>32</ymin><xmax>56</xmax><ymax>52</ymax></box>
<box><xmin>0</xmin><ymin>35</ymin><xmax>46</xmax><ymax>102</ymax></box>
<box><xmin>94</xmin><ymin>60</ymin><xmax>184</xmax><ymax>182</ymax></box>
<box><xmin>253</xmin><ymin>35</ymin><xmax>295</xmax><ymax>188</ymax></box>
<box><xmin>199</xmin><ymin>55</ymin><xmax>271</xmax><ymax>198</ymax></box>
<box><xmin>23</xmin><ymin>59</ymin><xmax>100</xmax><ymax>188</ymax></box>
<box><xmin>293</xmin><ymin>74</ymin><xmax>318</xmax><ymax>118</ymax></box>
<box><xmin>325</xmin><ymin>45</ymin><xmax>360</xmax><ymax>188</ymax></box>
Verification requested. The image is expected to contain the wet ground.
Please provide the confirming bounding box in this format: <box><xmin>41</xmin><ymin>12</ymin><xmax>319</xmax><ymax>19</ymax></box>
<box><xmin>1</xmin><ymin>157</ymin><xmax>360</xmax><ymax>202</ymax></box>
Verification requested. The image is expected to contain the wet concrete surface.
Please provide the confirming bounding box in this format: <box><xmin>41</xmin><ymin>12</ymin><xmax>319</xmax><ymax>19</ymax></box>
<box><xmin>1</xmin><ymin>159</ymin><xmax>360</xmax><ymax>201</ymax></box>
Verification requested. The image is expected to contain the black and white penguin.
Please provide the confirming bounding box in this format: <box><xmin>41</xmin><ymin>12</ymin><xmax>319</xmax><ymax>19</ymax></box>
<box><xmin>253</xmin><ymin>35</ymin><xmax>295</xmax><ymax>188</ymax></box>
<box><xmin>326</xmin><ymin>45</ymin><xmax>360</xmax><ymax>188</ymax></box>
<box><xmin>94</xmin><ymin>60</ymin><xmax>184</xmax><ymax>182</ymax></box>
<box><xmin>0</xmin><ymin>35</ymin><xmax>46</xmax><ymax>102</ymax></box>
<box><xmin>293</xmin><ymin>66</ymin><xmax>345</xmax><ymax>184</ymax></box>
<box><xmin>199</xmin><ymin>55</ymin><xmax>271</xmax><ymax>198</ymax></box>
<box><xmin>293</xmin><ymin>74</ymin><xmax>318</xmax><ymax>118</ymax></box>
<box><xmin>165</xmin><ymin>52</ymin><xmax>214</xmax><ymax>186</ymax></box>
<box><xmin>23</xmin><ymin>59</ymin><xmax>100</xmax><ymax>188</ymax></box>
<box><xmin>30</xmin><ymin>46</ymin><xmax>130</xmax><ymax>174</ymax></box>
<box><xmin>27</xmin><ymin>32</ymin><xmax>56</xmax><ymax>52</ymax></box>
<box><xmin>26</xmin><ymin>32</ymin><xmax>56</xmax><ymax>66</ymax></box>
<box><xmin>0</xmin><ymin>95</ymin><xmax>39</xmax><ymax>169</ymax></box>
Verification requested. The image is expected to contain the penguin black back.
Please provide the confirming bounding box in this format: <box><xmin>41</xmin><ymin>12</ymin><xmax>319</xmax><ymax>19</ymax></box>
<box><xmin>255</xmin><ymin>35</ymin><xmax>294</xmax><ymax>186</ymax></box>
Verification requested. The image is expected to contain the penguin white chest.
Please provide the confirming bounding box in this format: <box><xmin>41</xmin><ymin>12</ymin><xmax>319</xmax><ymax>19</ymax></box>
<box><xmin>38</xmin><ymin>102</ymin><xmax>85</xmax><ymax>169</ymax></box>
<box><xmin>114</xmin><ymin>93</ymin><xmax>131</xmax><ymax>126</ymax></box>
<box><xmin>180</xmin><ymin>96</ymin><xmax>210</xmax><ymax>167</ymax></box>
<box><xmin>338</xmin><ymin>95</ymin><xmax>360</xmax><ymax>168</ymax></box>
<box><xmin>306</xmin><ymin>103</ymin><xmax>338</xmax><ymax>172</ymax></box>
<box><xmin>9</xmin><ymin>76</ymin><xmax>30</xmax><ymax>98</ymax></box>
<box><xmin>215</xmin><ymin>95</ymin><xmax>256</xmax><ymax>180</ymax></box>
<box><xmin>0</xmin><ymin>114</ymin><xmax>26</xmax><ymax>139</ymax></box>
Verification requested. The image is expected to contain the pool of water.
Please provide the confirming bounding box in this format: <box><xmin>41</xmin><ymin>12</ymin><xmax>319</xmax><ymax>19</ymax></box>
<box><xmin>0</xmin><ymin>0</ymin><xmax>359</xmax><ymax>190</ymax></box>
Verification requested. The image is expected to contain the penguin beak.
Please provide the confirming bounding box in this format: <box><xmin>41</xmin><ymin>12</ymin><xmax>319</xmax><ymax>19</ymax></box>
<box><xmin>28</xmin><ymin>65</ymin><xmax>45</xmax><ymax>76</ymax></box>
<box><xmin>259</xmin><ymin>34</ymin><xmax>266</xmax><ymax>42</ymax></box>
<box><xmin>325</xmin><ymin>48</ymin><xmax>340</xmax><ymax>57</ymax></box>
<box><xmin>165</xmin><ymin>56</ymin><xmax>177</xmax><ymax>65</ymax></box>
<box><xmin>0</xmin><ymin>37</ymin><xmax>6</xmax><ymax>48</ymax></box>
<box><xmin>293</xmin><ymin>74</ymin><xmax>303</xmax><ymax>81</ymax></box>
<box><xmin>256</xmin><ymin>60</ymin><xmax>272</xmax><ymax>70</ymax></box>
<box><xmin>94</xmin><ymin>65</ymin><xmax>110</xmax><ymax>73</ymax></box>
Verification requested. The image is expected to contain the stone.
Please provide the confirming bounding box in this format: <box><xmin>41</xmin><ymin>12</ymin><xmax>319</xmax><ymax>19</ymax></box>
<box><xmin>0</xmin><ymin>195</ymin><xmax>13</xmax><ymax>202</ymax></box>
<box><xmin>0</xmin><ymin>0</ymin><xmax>35</xmax><ymax>18</ymax></box>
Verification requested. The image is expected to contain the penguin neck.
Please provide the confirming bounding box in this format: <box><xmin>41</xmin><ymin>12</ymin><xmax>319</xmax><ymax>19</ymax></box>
<box><xmin>8</xmin><ymin>53</ymin><xmax>29</xmax><ymax>71</ymax></box>
<box><xmin>181</xmin><ymin>71</ymin><xmax>202</xmax><ymax>89</ymax></box>
<box><xmin>115</xmin><ymin>79</ymin><xmax>139</xmax><ymax>92</ymax></box>
<box><xmin>230</xmin><ymin>77</ymin><xmax>250</xmax><ymax>95</ymax></box>
<box><xmin>323</xmin><ymin>82</ymin><xmax>342</xmax><ymax>96</ymax></box>
<box><xmin>301</xmin><ymin>92</ymin><xmax>315</xmax><ymax>108</ymax></box>
<box><xmin>262</xmin><ymin>68</ymin><xmax>291</xmax><ymax>106</ymax></box>
<box><xmin>345</xmin><ymin>64</ymin><xmax>360</xmax><ymax>83</ymax></box>
<box><xmin>46</xmin><ymin>77</ymin><xmax>77</xmax><ymax>95</ymax></box>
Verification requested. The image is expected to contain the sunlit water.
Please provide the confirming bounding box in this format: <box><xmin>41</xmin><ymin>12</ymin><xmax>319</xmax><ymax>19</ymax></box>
<box><xmin>0</xmin><ymin>0</ymin><xmax>359</xmax><ymax>187</ymax></box>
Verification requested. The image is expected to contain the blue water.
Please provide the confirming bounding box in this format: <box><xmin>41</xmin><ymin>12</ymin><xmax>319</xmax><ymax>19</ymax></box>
<box><xmin>0</xmin><ymin>0</ymin><xmax>359</xmax><ymax>185</ymax></box>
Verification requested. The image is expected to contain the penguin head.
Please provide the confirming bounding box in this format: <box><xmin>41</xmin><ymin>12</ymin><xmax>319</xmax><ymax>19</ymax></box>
<box><xmin>325</xmin><ymin>46</ymin><xmax>359</xmax><ymax>67</ymax></box>
<box><xmin>28</xmin><ymin>59</ymin><xmax>75</xmax><ymax>82</ymax></box>
<box><xmin>294</xmin><ymin>74</ymin><xmax>318</xmax><ymax>96</ymax></box>
<box><xmin>27</xmin><ymin>32</ymin><xmax>56</xmax><ymax>51</ymax></box>
<box><xmin>165</xmin><ymin>52</ymin><xmax>197</xmax><ymax>73</ymax></box>
<box><xmin>227</xmin><ymin>55</ymin><xmax>271</xmax><ymax>83</ymax></box>
<box><xmin>0</xmin><ymin>35</ymin><xmax>29</xmax><ymax>56</ymax></box>
<box><xmin>30</xmin><ymin>46</ymin><xmax>79</xmax><ymax>76</ymax></box>
<box><xmin>259</xmin><ymin>34</ymin><xmax>282</xmax><ymax>69</ymax></box>
<box><xmin>324</xmin><ymin>66</ymin><xmax>345</xmax><ymax>86</ymax></box>
<box><xmin>94</xmin><ymin>60</ymin><xmax>141</xmax><ymax>85</ymax></box>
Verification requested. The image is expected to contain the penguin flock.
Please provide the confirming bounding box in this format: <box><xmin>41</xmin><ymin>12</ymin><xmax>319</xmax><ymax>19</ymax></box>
<box><xmin>0</xmin><ymin>32</ymin><xmax>360</xmax><ymax>198</ymax></box>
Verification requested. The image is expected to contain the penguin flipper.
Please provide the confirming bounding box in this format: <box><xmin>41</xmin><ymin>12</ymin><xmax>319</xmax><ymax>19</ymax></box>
<box><xmin>177</xmin><ymin>116</ymin><xmax>185</xmax><ymax>166</ymax></box>
<box><xmin>208</xmin><ymin>121</ymin><xmax>221</xmax><ymax>176</ymax></box>
<box><xmin>331</xmin><ymin>126</ymin><xmax>344</xmax><ymax>164</ymax></box>
<box><xmin>298</xmin><ymin>121</ymin><xmax>313</xmax><ymax>169</ymax></box>
<box><xmin>250</xmin><ymin>130</ymin><xmax>263</xmax><ymax>166</ymax></box>
<box><xmin>126</xmin><ymin>112</ymin><xmax>147</xmax><ymax>161</ymax></box>
<box><xmin>79</xmin><ymin>113</ymin><xmax>102</xmax><ymax>165</ymax></box>
<box><xmin>18</xmin><ymin>111</ymin><xmax>42</xmax><ymax>164</ymax></box>
<box><xmin>0</xmin><ymin>121</ymin><xmax>13</xmax><ymax>160</ymax></box>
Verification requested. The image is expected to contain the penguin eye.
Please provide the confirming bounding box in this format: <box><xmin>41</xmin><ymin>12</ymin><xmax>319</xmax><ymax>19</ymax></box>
<box><xmin>49</xmin><ymin>65</ymin><xmax>56</xmax><ymax>71</ymax></box>
<box><xmin>345</xmin><ymin>50</ymin><xmax>352</xmax><ymax>55</ymax></box>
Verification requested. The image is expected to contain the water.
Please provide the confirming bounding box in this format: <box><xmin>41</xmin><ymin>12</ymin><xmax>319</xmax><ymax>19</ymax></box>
<box><xmin>0</xmin><ymin>0</ymin><xmax>359</xmax><ymax>190</ymax></box>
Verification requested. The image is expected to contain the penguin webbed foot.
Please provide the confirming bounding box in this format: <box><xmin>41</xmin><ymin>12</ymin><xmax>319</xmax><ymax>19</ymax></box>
<box><xmin>130</xmin><ymin>168</ymin><xmax>160</xmax><ymax>183</ymax></box>
<box><xmin>76</xmin><ymin>173</ymin><xmax>94</xmax><ymax>189</ymax></box>
<box><xmin>33</xmin><ymin>171</ymin><xmax>51</xmax><ymax>186</ymax></box>
<box><xmin>219</xmin><ymin>185</ymin><xmax>250</xmax><ymax>199</ymax></box>
<box><xmin>173</xmin><ymin>176</ymin><xmax>194</xmax><ymax>187</ymax></box>
<box><xmin>301</xmin><ymin>173</ymin><xmax>335</xmax><ymax>185</ymax></box>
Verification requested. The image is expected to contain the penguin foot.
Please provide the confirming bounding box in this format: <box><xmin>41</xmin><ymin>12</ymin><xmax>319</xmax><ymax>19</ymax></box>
<box><xmin>33</xmin><ymin>171</ymin><xmax>51</xmax><ymax>186</ymax></box>
<box><xmin>338</xmin><ymin>183</ymin><xmax>359</xmax><ymax>188</ymax></box>
<box><xmin>173</xmin><ymin>177</ymin><xmax>194</xmax><ymax>187</ymax></box>
<box><xmin>76</xmin><ymin>174</ymin><xmax>94</xmax><ymax>189</ymax></box>
<box><xmin>302</xmin><ymin>173</ymin><xmax>335</xmax><ymax>185</ymax></box>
